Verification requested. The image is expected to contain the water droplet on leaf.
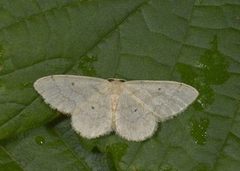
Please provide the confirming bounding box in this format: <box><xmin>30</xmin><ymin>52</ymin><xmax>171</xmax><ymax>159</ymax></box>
<box><xmin>190</xmin><ymin>118</ymin><xmax>209</xmax><ymax>145</ymax></box>
<box><xmin>177</xmin><ymin>36</ymin><xmax>229</xmax><ymax>111</ymax></box>
<box><xmin>198</xmin><ymin>36</ymin><xmax>230</xmax><ymax>85</ymax></box>
<box><xmin>78</xmin><ymin>55</ymin><xmax>97</xmax><ymax>76</ymax></box>
<box><xmin>35</xmin><ymin>136</ymin><xmax>46</xmax><ymax>145</ymax></box>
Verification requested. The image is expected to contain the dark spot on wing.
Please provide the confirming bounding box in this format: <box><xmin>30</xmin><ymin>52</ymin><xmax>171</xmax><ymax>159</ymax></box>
<box><xmin>91</xmin><ymin>106</ymin><xmax>95</xmax><ymax>109</ymax></box>
<box><xmin>107</xmin><ymin>78</ymin><xmax>114</xmax><ymax>82</ymax></box>
<box><xmin>71</xmin><ymin>82</ymin><xmax>75</xmax><ymax>86</ymax></box>
<box><xmin>158</xmin><ymin>88</ymin><xmax>161</xmax><ymax>91</ymax></box>
<box><xmin>107</xmin><ymin>78</ymin><xmax>126</xmax><ymax>82</ymax></box>
<box><xmin>119</xmin><ymin>79</ymin><xmax>126</xmax><ymax>82</ymax></box>
<box><xmin>134</xmin><ymin>108</ymin><xmax>137</xmax><ymax>112</ymax></box>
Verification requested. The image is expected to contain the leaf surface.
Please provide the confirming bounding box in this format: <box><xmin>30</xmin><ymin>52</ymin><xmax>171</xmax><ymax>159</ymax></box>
<box><xmin>0</xmin><ymin>0</ymin><xmax>240</xmax><ymax>170</ymax></box>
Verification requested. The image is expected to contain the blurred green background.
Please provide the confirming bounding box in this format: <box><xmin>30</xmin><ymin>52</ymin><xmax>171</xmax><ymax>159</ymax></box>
<box><xmin>0</xmin><ymin>0</ymin><xmax>240</xmax><ymax>170</ymax></box>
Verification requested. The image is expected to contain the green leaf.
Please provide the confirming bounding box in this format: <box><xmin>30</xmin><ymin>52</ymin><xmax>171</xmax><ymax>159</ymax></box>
<box><xmin>0</xmin><ymin>0</ymin><xmax>240</xmax><ymax>170</ymax></box>
<box><xmin>1</xmin><ymin>119</ymin><xmax>110</xmax><ymax>171</ymax></box>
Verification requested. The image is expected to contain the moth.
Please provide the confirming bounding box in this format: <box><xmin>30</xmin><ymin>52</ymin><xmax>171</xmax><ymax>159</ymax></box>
<box><xmin>34</xmin><ymin>75</ymin><xmax>199</xmax><ymax>141</ymax></box>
